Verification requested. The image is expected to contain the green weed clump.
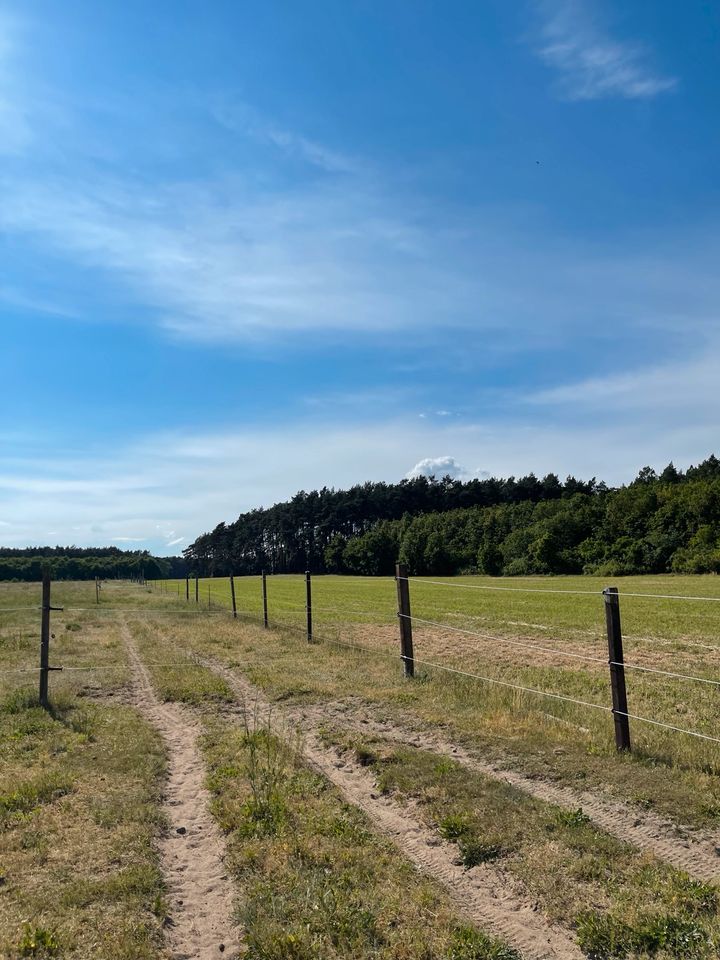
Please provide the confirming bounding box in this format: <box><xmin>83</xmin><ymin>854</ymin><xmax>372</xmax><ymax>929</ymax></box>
<box><xmin>576</xmin><ymin>910</ymin><xmax>715</xmax><ymax>959</ymax></box>
<box><xmin>447</xmin><ymin>926</ymin><xmax>521</xmax><ymax>959</ymax></box>
<box><xmin>555</xmin><ymin>807</ymin><xmax>592</xmax><ymax>828</ymax></box>
<box><xmin>17</xmin><ymin>926</ymin><xmax>60</xmax><ymax>958</ymax></box>
<box><xmin>0</xmin><ymin>772</ymin><xmax>73</xmax><ymax>819</ymax></box>
<box><xmin>439</xmin><ymin>812</ymin><xmax>472</xmax><ymax>840</ymax></box>
<box><xmin>457</xmin><ymin>837</ymin><xmax>506</xmax><ymax>868</ymax></box>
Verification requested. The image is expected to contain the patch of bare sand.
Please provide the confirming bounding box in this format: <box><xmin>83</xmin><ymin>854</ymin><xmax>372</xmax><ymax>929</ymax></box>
<box><xmin>121</xmin><ymin>624</ymin><xmax>241</xmax><ymax>960</ymax></box>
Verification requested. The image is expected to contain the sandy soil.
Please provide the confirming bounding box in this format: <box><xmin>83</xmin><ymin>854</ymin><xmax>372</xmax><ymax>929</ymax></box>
<box><xmin>295</xmin><ymin>695</ymin><xmax>720</xmax><ymax>884</ymax></box>
<box><xmin>121</xmin><ymin>624</ymin><xmax>242</xmax><ymax>960</ymax></box>
<box><xmin>201</xmin><ymin>654</ymin><xmax>584</xmax><ymax>960</ymax></box>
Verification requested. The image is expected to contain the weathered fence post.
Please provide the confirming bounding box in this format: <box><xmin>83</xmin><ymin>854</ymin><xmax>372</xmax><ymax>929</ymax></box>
<box><xmin>305</xmin><ymin>570</ymin><xmax>313</xmax><ymax>642</ymax></box>
<box><xmin>95</xmin><ymin>577</ymin><xmax>99</xmax><ymax>605</ymax></box>
<box><xmin>603</xmin><ymin>587</ymin><xmax>631</xmax><ymax>751</ymax></box>
<box><xmin>208</xmin><ymin>583</ymin><xmax>211</xmax><ymax>609</ymax></box>
<box><xmin>185</xmin><ymin>577</ymin><xmax>189</xmax><ymax>602</ymax></box>
<box><xmin>395</xmin><ymin>563</ymin><xmax>415</xmax><ymax>678</ymax></box>
<box><xmin>262</xmin><ymin>571</ymin><xmax>269</xmax><ymax>629</ymax></box>
<box><xmin>39</xmin><ymin>572</ymin><xmax>63</xmax><ymax>708</ymax></box>
<box><xmin>230</xmin><ymin>575</ymin><xmax>237</xmax><ymax>618</ymax></box>
<box><xmin>39</xmin><ymin>572</ymin><xmax>51</xmax><ymax>708</ymax></box>
<box><xmin>195</xmin><ymin>576</ymin><xmax>199</xmax><ymax>604</ymax></box>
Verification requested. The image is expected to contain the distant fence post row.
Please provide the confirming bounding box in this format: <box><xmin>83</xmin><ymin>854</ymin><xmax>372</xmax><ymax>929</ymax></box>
<box><xmin>150</xmin><ymin>567</ymin><xmax>640</xmax><ymax>753</ymax></box>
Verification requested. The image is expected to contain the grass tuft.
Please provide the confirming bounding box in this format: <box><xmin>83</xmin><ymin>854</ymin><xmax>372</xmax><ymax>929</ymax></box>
<box><xmin>576</xmin><ymin>910</ymin><xmax>716</xmax><ymax>959</ymax></box>
<box><xmin>457</xmin><ymin>837</ymin><xmax>506</xmax><ymax>868</ymax></box>
<box><xmin>447</xmin><ymin>926</ymin><xmax>521</xmax><ymax>959</ymax></box>
<box><xmin>16</xmin><ymin>926</ymin><xmax>61</xmax><ymax>958</ymax></box>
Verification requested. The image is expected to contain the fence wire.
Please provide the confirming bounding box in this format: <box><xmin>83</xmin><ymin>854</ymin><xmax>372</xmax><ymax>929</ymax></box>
<box><xmin>6</xmin><ymin>575</ymin><xmax>720</xmax><ymax>751</ymax></box>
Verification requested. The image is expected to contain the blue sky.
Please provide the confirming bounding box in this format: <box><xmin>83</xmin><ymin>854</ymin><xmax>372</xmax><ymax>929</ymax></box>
<box><xmin>1</xmin><ymin>0</ymin><xmax>718</xmax><ymax>555</ymax></box>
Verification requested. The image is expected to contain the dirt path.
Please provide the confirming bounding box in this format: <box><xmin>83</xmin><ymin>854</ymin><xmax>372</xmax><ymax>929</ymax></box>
<box><xmin>120</xmin><ymin>625</ymin><xmax>241</xmax><ymax>960</ymax></box>
<box><xmin>293</xmin><ymin>696</ymin><xmax>720</xmax><ymax>885</ymax></box>
<box><xmin>201</xmin><ymin>655</ymin><xmax>583</xmax><ymax>960</ymax></box>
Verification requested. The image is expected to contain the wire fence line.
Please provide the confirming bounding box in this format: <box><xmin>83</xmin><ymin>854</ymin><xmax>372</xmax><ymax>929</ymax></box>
<box><xmin>401</xmin><ymin>614</ymin><xmax>609</xmax><ymax>666</ymax></box>
<box><xmin>402</xmin><ymin>613</ymin><xmax>720</xmax><ymax>688</ymax></box>
<box><xmin>401</xmin><ymin>575</ymin><xmax>720</xmax><ymax>604</ymax></box>
<box><xmin>395</xmin><ymin>651</ymin><xmax>720</xmax><ymax>745</ymax></box>
<box><xmin>2</xmin><ymin>662</ymin><xmax>218</xmax><ymax>674</ymax></box>
<box><xmin>4</xmin><ymin>573</ymin><xmax>720</xmax><ymax>755</ymax></box>
<box><xmin>405</xmin><ymin>578</ymin><xmax>604</xmax><ymax>597</ymax></box>
<box><xmin>0</xmin><ymin>606</ymin><xmax>227</xmax><ymax>616</ymax></box>
<box><xmin>151</xmin><ymin>573</ymin><xmax>720</xmax><ymax>750</ymax></box>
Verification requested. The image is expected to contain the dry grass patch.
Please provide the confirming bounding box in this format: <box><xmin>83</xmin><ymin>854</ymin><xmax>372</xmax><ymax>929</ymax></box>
<box><xmin>324</xmin><ymin>731</ymin><xmax>720</xmax><ymax>960</ymax></box>
<box><xmin>0</xmin><ymin>582</ymin><xmax>167</xmax><ymax>960</ymax></box>
<box><xmin>200</xmin><ymin>711</ymin><xmax>520</xmax><ymax>960</ymax></box>
<box><xmin>150</xmin><ymin>611</ymin><xmax>720</xmax><ymax>830</ymax></box>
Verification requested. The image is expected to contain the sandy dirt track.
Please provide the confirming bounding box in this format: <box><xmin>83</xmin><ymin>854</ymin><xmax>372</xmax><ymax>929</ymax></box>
<box><xmin>121</xmin><ymin>624</ymin><xmax>241</xmax><ymax>960</ymax></box>
<box><xmin>201</xmin><ymin>654</ymin><xmax>585</xmax><ymax>960</ymax></box>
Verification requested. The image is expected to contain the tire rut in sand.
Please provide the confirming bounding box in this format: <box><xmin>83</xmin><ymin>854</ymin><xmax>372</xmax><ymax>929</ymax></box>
<box><xmin>120</xmin><ymin>624</ymin><xmax>241</xmax><ymax>960</ymax></box>
<box><xmin>293</xmin><ymin>697</ymin><xmax>720</xmax><ymax>885</ymax></box>
<box><xmin>199</xmin><ymin>655</ymin><xmax>584</xmax><ymax>960</ymax></box>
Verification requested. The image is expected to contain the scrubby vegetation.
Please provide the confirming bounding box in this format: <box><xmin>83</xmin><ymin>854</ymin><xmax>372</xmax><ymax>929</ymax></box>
<box><xmin>185</xmin><ymin>456</ymin><xmax>720</xmax><ymax>577</ymax></box>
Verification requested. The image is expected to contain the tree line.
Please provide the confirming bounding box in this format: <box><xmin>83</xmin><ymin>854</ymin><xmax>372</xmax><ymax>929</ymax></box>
<box><xmin>0</xmin><ymin>547</ymin><xmax>187</xmax><ymax>582</ymax></box>
<box><xmin>183</xmin><ymin>456</ymin><xmax>720</xmax><ymax>577</ymax></box>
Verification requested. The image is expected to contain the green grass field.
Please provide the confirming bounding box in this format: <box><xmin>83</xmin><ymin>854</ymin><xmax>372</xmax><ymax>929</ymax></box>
<box><xmin>155</xmin><ymin>572</ymin><xmax>720</xmax><ymax>768</ymax></box>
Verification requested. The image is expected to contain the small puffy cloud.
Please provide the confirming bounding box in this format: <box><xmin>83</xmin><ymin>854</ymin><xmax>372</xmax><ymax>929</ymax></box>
<box><xmin>406</xmin><ymin>456</ymin><xmax>467</xmax><ymax>480</ymax></box>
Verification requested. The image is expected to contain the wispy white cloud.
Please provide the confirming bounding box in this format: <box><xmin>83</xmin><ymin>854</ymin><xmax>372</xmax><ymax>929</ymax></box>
<box><xmin>532</xmin><ymin>0</ymin><xmax>677</xmax><ymax>101</ymax></box>
<box><xmin>3</xmin><ymin>166</ymin><xmax>720</xmax><ymax>347</ymax></box>
<box><xmin>0</xmin><ymin>13</ymin><xmax>33</xmax><ymax>154</ymax></box>
<box><xmin>0</xmin><ymin>7</ymin><xmax>709</xmax><ymax>351</ymax></box>
<box><xmin>0</xmin><ymin>285</ymin><xmax>79</xmax><ymax>318</ymax></box>
<box><xmin>526</xmin><ymin>347</ymin><xmax>720</xmax><ymax>422</ymax></box>
<box><xmin>167</xmin><ymin>536</ymin><xmax>185</xmax><ymax>547</ymax></box>
<box><xmin>213</xmin><ymin>99</ymin><xmax>361</xmax><ymax>174</ymax></box>
<box><xmin>0</xmin><ymin>173</ymin><xmax>488</xmax><ymax>340</ymax></box>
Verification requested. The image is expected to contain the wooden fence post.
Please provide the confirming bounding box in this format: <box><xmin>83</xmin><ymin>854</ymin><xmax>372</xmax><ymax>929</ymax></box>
<box><xmin>603</xmin><ymin>587</ymin><xmax>631</xmax><ymax>751</ymax></box>
<box><xmin>208</xmin><ymin>583</ymin><xmax>211</xmax><ymax>609</ymax></box>
<box><xmin>39</xmin><ymin>572</ymin><xmax>63</xmax><ymax>708</ymax></box>
<box><xmin>230</xmin><ymin>575</ymin><xmax>237</xmax><ymax>618</ymax></box>
<box><xmin>185</xmin><ymin>577</ymin><xmax>189</xmax><ymax>601</ymax></box>
<box><xmin>262</xmin><ymin>571</ymin><xmax>269</xmax><ymax>629</ymax></box>
<box><xmin>95</xmin><ymin>577</ymin><xmax>99</xmax><ymax>605</ymax></box>
<box><xmin>195</xmin><ymin>576</ymin><xmax>199</xmax><ymax>604</ymax></box>
<box><xmin>39</xmin><ymin>572</ymin><xmax>51</xmax><ymax>708</ymax></box>
<box><xmin>305</xmin><ymin>570</ymin><xmax>313</xmax><ymax>643</ymax></box>
<box><xmin>395</xmin><ymin>563</ymin><xmax>415</xmax><ymax>678</ymax></box>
